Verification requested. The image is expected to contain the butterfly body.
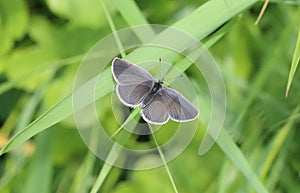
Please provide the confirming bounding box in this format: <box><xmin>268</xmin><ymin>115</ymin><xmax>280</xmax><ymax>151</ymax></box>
<box><xmin>150</xmin><ymin>80</ymin><xmax>163</xmax><ymax>93</ymax></box>
<box><xmin>142</xmin><ymin>80</ymin><xmax>163</xmax><ymax>108</ymax></box>
<box><xmin>112</xmin><ymin>57</ymin><xmax>199</xmax><ymax>125</ymax></box>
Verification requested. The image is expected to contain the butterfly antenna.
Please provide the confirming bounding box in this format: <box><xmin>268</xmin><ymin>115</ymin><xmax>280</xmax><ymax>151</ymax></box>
<box><xmin>159</xmin><ymin>57</ymin><xmax>162</xmax><ymax>80</ymax></box>
<box><xmin>163</xmin><ymin>74</ymin><xmax>184</xmax><ymax>82</ymax></box>
<box><xmin>159</xmin><ymin>58</ymin><xmax>183</xmax><ymax>82</ymax></box>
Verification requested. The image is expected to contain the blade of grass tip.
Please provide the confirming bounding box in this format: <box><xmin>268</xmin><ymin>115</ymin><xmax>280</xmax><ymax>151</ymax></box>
<box><xmin>255</xmin><ymin>0</ymin><xmax>269</xmax><ymax>26</ymax></box>
<box><xmin>148</xmin><ymin>125</ymin><xmax>179</xmax><ymax>193</ymax></box>
<box><xmin>101</xmin><ymin>0</ymin><xmax>126</xmax><ymax>58</ymax></box>
<box><xmin>90</xmin><ymin>108</ymin><xmax>140</xmax><ymax>193</ymax></box>
<box><xmin>286</xmin><ymin>29</ymin><xmax>300</xmax><ymax>97</ymax></box>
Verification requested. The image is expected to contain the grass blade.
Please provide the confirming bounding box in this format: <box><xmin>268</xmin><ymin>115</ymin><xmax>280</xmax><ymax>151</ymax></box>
<box><xmin>255</xmin><ymin>0</ymin><xmax>270</xmax><ymax>26</ymax></box>
<box><xmin>24</xmin><ymin>130</ymin><xmax>52</xmax><ymax>193</ymax></box>
<box><xmin>217</xmin><ymin>129</ymin><xmax>269</xmax><ymax>193</ymax></box>
<box><xmin>101</xmin><ymin>0</ymin><xmax>126</xmax><ymax>58</ymax></box>
<box><xmin>149</xmin><ymin>125</ymin><xmax>179</xmax><ymax>193</ymax></box>
<box><xmin>90</xmin><ymin>109</ymin><xmax>139</xmax><ymax>193</ymax></box>
<box><xmin>285</xmin><ymin>29</ymin><xmax>300</xmax><ymax>97</ymax></box>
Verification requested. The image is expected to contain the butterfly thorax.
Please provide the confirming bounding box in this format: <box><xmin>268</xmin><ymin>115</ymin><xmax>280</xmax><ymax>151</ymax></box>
<box><xmin>150</xmin><ymin>80</ymin><xmax>163</xmax><ymax>93</ymax></box>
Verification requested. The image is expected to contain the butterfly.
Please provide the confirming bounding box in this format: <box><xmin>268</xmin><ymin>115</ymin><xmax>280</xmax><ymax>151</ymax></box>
<box><xmin>111</xmin><ymin>57</ymin><xmax>199</xmax><ymax>125</ymax></box>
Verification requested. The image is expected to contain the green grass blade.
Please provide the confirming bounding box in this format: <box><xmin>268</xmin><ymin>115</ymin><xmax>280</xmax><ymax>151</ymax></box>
<box><xmin>113</xmin><ymin>0</ymin><xmax>150</xmax><ymax>26</ymax></box>
<box><xmin>259</xmin><ymin>106</ymin><xmax>299</xmax><ymax>181</ymax></box>
<box><xmin>90</xmin><ymin>109</ymin><xmax>139</xmax><ymax>193</ymax></box>
<box><xmin>0</xmin><ymin>71</ymin><xmax>114</xmax><ymax>155</ymax></box>
<box><xmin>69</xmin><ymin>125</ymin><xmax>99</xmax><ymax>193</ymax></box>
<box><xmin>172</xmin><ymin>0</ymin><xmax>258</xmax><ymax>39</ymax></box>
<box><xmin>285</xmin><ymin>29</ymin><xmax>300</xmax><ymax>97</ymax></box>
<box><xmin>217</xmin><ymin>129</ymin><xmax>269</xmax><ymax>193</ymax></box>
<box><xmin>0</xmin><ymin>82</ymin><xmax>48</xmax><ymax>190</ymax></box>
<box><xmin>232</xmin><ymin>22</ymin><xmax>295</xmax><ymax>132</ymax></box>
<box><xmin>101</xmin><ymin>0</ymin><xmax>126</xmax><ymax>58</ymax></box>
<box><xmin>149</xmin><ymin>125</ymin><xmax>179</xmax><ymax>193</ymax></box>
<box><xmin>24</xmin><ymin>130</ymin><xmax>52</xmax><ymax>193</ymax></box>
<box><xmin>112</xmin><ymin>0</ymin><xmax>156</xmax><ymax>42</ymax></box>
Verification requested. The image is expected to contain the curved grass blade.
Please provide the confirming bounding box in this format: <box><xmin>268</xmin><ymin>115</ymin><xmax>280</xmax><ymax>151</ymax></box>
<box><xmin>0</xmin><ymin>71</ymin><xmax>114</xmax><ymax>155</ymax></box>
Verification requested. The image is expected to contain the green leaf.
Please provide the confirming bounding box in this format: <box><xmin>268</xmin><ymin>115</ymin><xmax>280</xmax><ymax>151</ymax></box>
<box><xmin>1</xmin><ymin>15</ymin><xmax>105</xmax><ymax>92</ymax></box>
<box><xmin>29</xmin><ymin>16</ymin><xmax>104</xmax><ymax>57</ymax></box>
<box><xmin>0</xmin><ymin>0</ymin><xmax>29</xmax><ymax>54</ymax></box>
<box><xmin>285</xmin><ymin>29</ymin><xmax>300</xmax><ymax>97</ymax></box>
<box><xmin>46</xmin><ymin>0</ymin><xmax>106</xmax><ymax>28</ymax></box>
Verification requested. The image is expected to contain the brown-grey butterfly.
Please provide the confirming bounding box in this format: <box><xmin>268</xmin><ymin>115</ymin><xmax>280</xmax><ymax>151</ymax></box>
<box><xmin>111</xmin><ymin>57</ymin><xmax>199</xmax><ymax>125</ymax></box>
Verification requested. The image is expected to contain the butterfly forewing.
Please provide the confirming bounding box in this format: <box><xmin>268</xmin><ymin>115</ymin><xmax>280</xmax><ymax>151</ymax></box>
<box><xmin>112</xmin><ymin>58</ymin><xmax>154</xmax><ymax>85</ymax></box>
<box><xmin>162</xmin><ymin>87</ymin><xmax>199</xmax><ymax>122</ymax></box>
<box><xmin>112</xmin><ymin>57</ymin><xmax>154</xmax><ymax>107</ymax></box>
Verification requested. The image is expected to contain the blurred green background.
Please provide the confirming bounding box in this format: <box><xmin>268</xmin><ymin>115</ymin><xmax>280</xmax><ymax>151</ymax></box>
<box><xmin>0</xmin><ymin>0</ymin><xmax>300</xmax><ymax>193</ymax></box>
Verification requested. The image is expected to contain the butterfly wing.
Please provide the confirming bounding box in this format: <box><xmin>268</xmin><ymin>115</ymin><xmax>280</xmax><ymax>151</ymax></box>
<box><xmin>116</xmin><ymin>82</ymin><xmax>152</xmax><ymax>108</ymax></box>
<box><xmin>112</xmin><ymin>57</ymin><xmax>154</xmax><ymax>85</ymax></box>
<box><xmin>112</xmin><ymin>57</ymin><xmax>154</xmax><ymax>107</ymax></box>
<box><xmin>141</xmin><ymin>93</ymin><xmax>169</xmax><ymax>125</ymax></box>
<box><xmin>161</xmin><ymin>87</ymin><xmax>199</xmax><ymax>122</ymax></box>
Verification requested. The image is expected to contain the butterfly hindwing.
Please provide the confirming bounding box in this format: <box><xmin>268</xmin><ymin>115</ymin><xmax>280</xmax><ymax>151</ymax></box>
<box><xmin>116</xmin><ymin>82</ymin><xmax>152</xmax><ymax>107</ymax></box>
<box><xmin>161</xmin><ymin>87</ymin><xmax>199</xmax><ymax>122</ymax></box>
<box><xmin>141</xmin><ymin>93</ymin><xmax>169</xmax><ymax>125</ymax></box>
<box><xmin>112</xmin><ymin>58</ymin><xmax>154</xmax><ymax>107</ymax></box>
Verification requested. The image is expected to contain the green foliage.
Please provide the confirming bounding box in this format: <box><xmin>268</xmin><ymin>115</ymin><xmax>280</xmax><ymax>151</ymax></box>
<box><xmin>0</xmin><ymin>0</ymin><xmax>299</xmax><ymax>193</ymax></box>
